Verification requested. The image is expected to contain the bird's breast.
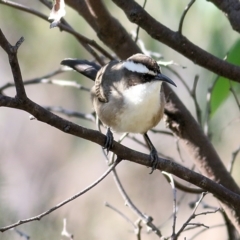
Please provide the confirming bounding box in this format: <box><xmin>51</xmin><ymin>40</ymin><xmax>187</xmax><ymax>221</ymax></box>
<box><xmin>113</xmin><ymin>81</ymin><xmax>165</xmax><ymax>133</ymax></box>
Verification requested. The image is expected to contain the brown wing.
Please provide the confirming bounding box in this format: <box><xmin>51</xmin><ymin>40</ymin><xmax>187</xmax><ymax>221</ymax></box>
<box><xmin>94</xmin><ymin>60</ymin><xmax>120</xmax><ymax>103</ymax></box>
<box><xmin>94</xmin><ymin>65</ymin><xmax>108</xmax><ymax>103</ymax></box>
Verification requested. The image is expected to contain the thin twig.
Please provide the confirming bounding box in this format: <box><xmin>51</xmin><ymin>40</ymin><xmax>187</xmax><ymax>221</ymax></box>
<box><xmin>189</xmin><ymin>224</ymin><xmax>225</xmax><ymax>240</ymax></box>
<box><xmin>135</xmin><ymin>219</ymin><xmax>143</xmax><ymax>240</ymax></box>
<box><xmin>44</xmin><ymin>106</ymin><xmax>95</xmax><ymax>122</ymax></box>
<box><xmin>136</xmin><ymin>36</ymin><xmax>162</xmax><ymax>58</ymax></box>
<box><xmin>0</xmin><ymin>159</ymin><xmax>121</xmax><ymax>232</ymax></box>
<box><xmin>0</xmin><ymin>71</ymin><xmax>90</xmax><ymax>94</ymax></box>
<box><xmin>178</xmin><ymin>0</ymin><xmax>196</xmax><ymax>34</ymax></box>
<box><xmin>165</xmin><ymin>68</ymin><xmax>202</xmax><ymax>125</ymax></box>
<box><xmin>105</xmin><ymin>202</ymin><xmax>137</xmax><ymax>229</ymax></box>
<box><xmin>159</xmin><ymin>190</ymin><xmax>191</xmax><ymax>230</ymax></box>
<box><xmin>228</xmin><ymin>146</ymin><xmax>240</xmax><ymax>174</ymax></box>
<box><xmin>61</xmin><ymin>218</ymin><xmax>74</xmax><ymax>240</ymax></box>
<box><xmin>183</xmin><ymin>223</ymin><xmax>209</xmax><ymax>232</ymax></box>
<box><xmin>37</xmin><ymin>79</ymin><xmax>90</xmax><ymax>91</ymax></box>
<box><xmin>194</xmin><ymin>208</ymin><xmax>220</xmax><ymax>218</ymax></box>
<box><xmin>134</xmin><ymin>0</ymin><xmax>147</xmax><ymax>43</ymax></box>
<box><xmin>12</xmin><ymin>228</ymin><xmax>30</xmax><ymax>240</ymax></box>
<box><xmin>111</xmin><ymin>168</ymin><xmax>163</xmax><ymax>237</ymax></box>
<box><xmin>191</xmin><ymin>75</ymin><xmax>202</xmax><ymax>125</ymax></box>
<box><xmin>173</xmin><ymin>192</ymin><xmax>208</xmax><ymax>239</ymax></box>
<box><xmin>175</xmin><ymin>139</ymin><xmax>185</xmax><ymax>162</ymax></box>
<box><xmin>150</xmin><ymin>129</ymin><xmax>173</xmax><ymax>136</ymax></box>
<box><xmin>162</xmin><ymin>172</ymin><xmax>177</xmax><ymax>239</ymax></box>
<box><xmin>204</xmin><ymin>77</ymin><xmax>218</xmax><ymax>139</ymax></box>
<box><xmin>229</xmin><ymin>81</ymin><xmax>240</xmax><ymax>111</ymax></box>
<box><xmin>179</xmin><ymin>195</ymin><xmax>220</xmax><ymax>238</ymax></box>
<box><xmin>0</xmin><ymin>67</ymin><xmax>63</xmax><ymax>93</ymax></box>
<box><xmin>166</xmin><ymin>66</ymin><xmax>190</xmax><ymax>93</ymax></box>
<box><xmin>0</xmin><ymin>29</ymin><xmax>26</xmax><ymax>99</ymax></box>
<box><xmin>102</xmin><ymin>132</ymin><xmax>160</xmax><ymax>238</ymax></box>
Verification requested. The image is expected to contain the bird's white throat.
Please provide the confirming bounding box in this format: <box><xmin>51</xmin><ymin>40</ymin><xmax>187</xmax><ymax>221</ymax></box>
<box><xmin>123</xmin><ymin>81</ymin><xmax>161</xmax><ymax>105</ymax></box>
<box><xmin>115</xmin><ymin>81</ymin><xmax>162</xmax><ymax>133</ymax></box>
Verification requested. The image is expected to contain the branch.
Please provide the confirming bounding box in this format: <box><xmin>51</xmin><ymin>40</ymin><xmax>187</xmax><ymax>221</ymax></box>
<box><xmin>0</xmin><ymin>158</ymin><xmax>121</xmax><ymax>231</ymax></box>
<box><xmin>44</xmin><ymin>106</ymin><xmax>95</xmax><ymax>122</ymax></box>
<box><xmin>228</xmin><ymin>146</ymin><xmax>240</xmax><ymax>174</ymax></box>
<box><xmin>134</xmin><ymin>0</ymin><xmax>147</xmax><ymax>43</ymax></box>
<box><xmin>174</xmin><ymin>192</ymin><xmax>210</xmax><ymax>239</ymax></box>
<box><xmin>12</xmin><ymin>228</ymin><xmax>30</xmax><ymax>240</ymax></box>
<box><xmin>204</xmin><ymin>77</ymin><xmax>218</xmax><ymax>138</ymax></box>
<box><xmin>162</xmin><ymin>172</ymin><xmax>177</xmax><ymax>238</ymax></box>
<box><xmin>111</xmin><ymin>168</ymin><xmax>162</xmax><ymax>237</ymax></box>
<box><xmin>0</xmin><ymin>0</ymin><xmax>113</xmax><ymax>63</ymax></box>
<box><xmin>0</xmin><ymin>29</ymin><xmax>26</xmax><ymax>99</ymax></box>
<box><xmin>189</xmin><ymin>224</ymin><xmax>225</xmax><ymax>240</ymax></box>
<box><xmin>178</xmin><ymin>0</ymin><xmax>196</xmax><ymax>34</ymax></box>
<box><xmin>230</xmin><ymin>81</ymin><xmax>240</xmax><ymax>111</ymax></box>
<box><xmin>4</xmin><ymin>80</ymin><xmax>240</xmax><ymax>198</ymax></box>
<box><xmin>1</xmin><ymin>88</ymin><xmax>240</xmax><ymax>232</ymax></box>
<box><xmin>208</xmin><ymin>0</ymin><xmax>240</xmax><ymax>33</ymax></box>
<box><xmin>112</xmin><ymin>0</ymin><xmax>240</xmax><ymax>83</ymax></box>
<box><xmin>61</xmin><ymin>218</ymin><xmax>74</xmax><ymax>240</ymax></box>
<box><xmin>65</xmin><ymin>0</ymin><xmax>142</xmax><ymax>59</ymax></box>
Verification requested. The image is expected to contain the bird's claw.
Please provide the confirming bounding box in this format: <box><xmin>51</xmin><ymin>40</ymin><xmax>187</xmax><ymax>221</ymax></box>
<box><xmin>149</xmin><ymin>147</ymin><xmax>159</xmax><ymax>174</ymax></box>
<box><xmin>103</xmin><ymin>128</ymin><xmax>113</xmax><ymax>154</ymax></box>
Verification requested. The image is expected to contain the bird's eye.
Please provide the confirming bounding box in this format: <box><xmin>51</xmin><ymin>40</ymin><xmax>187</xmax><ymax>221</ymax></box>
<box><xmin>142</xmin><ymin>74</ymin><xmax>153</xmax><ymax>82</ymax></box>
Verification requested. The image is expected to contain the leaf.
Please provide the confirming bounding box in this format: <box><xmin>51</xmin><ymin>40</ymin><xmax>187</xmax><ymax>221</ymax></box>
<box><xmin>210</xmin><ymin>40</ymin><xmax>240</xmax><ymax>117</ymax></box>
<box><xmin>48</xmin><ymin>0</ymin><xmax>66</xmax><ymax>28</ymax></box>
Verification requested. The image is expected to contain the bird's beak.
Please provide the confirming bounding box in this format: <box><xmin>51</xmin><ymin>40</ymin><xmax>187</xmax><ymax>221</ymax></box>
<box><xmin>154</xmin><ymin>73</ymin><xmax>176</xmax><ymax>87</ymax></box>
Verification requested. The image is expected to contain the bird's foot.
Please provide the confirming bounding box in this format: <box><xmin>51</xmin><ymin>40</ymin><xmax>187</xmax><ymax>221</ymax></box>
<box><xmin>149</xmin><ymin>147</ymin><xmax>159</xmax><ymax>174</ymax></box>
<box><xmin>103</xmin><ymin>128</ymin><xmax>113</xmax><ymax>154</ymax></box>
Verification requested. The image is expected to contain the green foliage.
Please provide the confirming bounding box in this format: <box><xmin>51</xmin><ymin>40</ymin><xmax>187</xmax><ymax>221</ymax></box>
<box><xmin>210</xmin><ymin>40</ymin><xmax>240</xmax><ymax>117</ymax></box>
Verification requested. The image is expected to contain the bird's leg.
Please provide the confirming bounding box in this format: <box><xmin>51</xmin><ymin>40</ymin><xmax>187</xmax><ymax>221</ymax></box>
<box><xmin>143</xmin><ymin>133</ymin><xmax>159</xmax><ymax>174</ymax></box>
<box><xmin>104</xmin><ymin>127</ymin><xmax>114</xmax><ymax>154</ymax></box>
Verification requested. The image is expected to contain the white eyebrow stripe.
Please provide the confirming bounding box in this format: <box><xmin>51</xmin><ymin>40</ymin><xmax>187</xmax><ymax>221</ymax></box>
<box><xmin>122</xmin><ymin>61</ymin><xmax>157</xmax><ymax>76</ymax></box>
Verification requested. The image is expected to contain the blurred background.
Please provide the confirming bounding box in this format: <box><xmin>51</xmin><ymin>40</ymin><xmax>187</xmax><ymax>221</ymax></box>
<box><xmin>0</xmin><ymin>0</ymin><xmax>239</xmax><ymax>239</ymax></box>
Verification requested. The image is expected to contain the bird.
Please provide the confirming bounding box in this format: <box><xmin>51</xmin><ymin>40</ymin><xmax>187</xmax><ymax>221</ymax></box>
<box><xmin>61</xmin><ymin>53</ymin><xmax>176</xmax><ymax>172</ymax></box>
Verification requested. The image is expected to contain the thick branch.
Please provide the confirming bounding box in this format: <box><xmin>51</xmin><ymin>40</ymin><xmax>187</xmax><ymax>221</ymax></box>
<box><xmin>163</xmin><ymin>84</ymin><xmax>240</xmax><ymax>234</ymax></box>
<box><xmin>65</xmin><ymin>0</ymin><xmax>141</xmax><ymax>59</ymax></box>
<box><xmin>208</xmin><ymin>0</ymin><xmax>240</xmax><ymax>33</ymax></box>
<box><xmin>112</xmin><ymin>0</ymin><xmax>240</xmax><ymax>83</ymax></box>
<box><xmin>163</xmin><ymin>84</ymin><xmax>239</xmax><ymax>193</ymax></box>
